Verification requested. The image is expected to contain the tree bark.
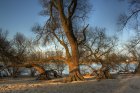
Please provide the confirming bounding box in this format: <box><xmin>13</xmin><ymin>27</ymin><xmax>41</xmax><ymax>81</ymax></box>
<box><xmin>61</xmin><ymin>25</ymin><xmax>84</xmax><ymax>81</ymax></box>
<box><xmin>134</xmin><ymin>62</ymin><xmax>140</xmax><ymax>74</ymax></box>
<box><xmin>12</xmin><ymin>67</ymin><xmax>19</xmax><ymax>78</ymax></box>
<box><xmin>31</xmin><ymin>64</ymin><xmax>49</xmax><ymax>80</ymax></box>
<box><xmin>57</xmin><ymin>1</ymin><xmax>84</xmax><ymax>82</ymax></box>
<box><xmin>99</xmin><ymin>63</ymin><xmax>113</xmax><ymax>79</ymax></box>
<box><xmin>63</xmin><ymin>59</ymin><xmax>84</xmax><ymax>82</ymax></box>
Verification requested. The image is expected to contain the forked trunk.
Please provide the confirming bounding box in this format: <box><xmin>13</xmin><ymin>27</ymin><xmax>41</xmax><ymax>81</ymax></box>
<box><xmin>58</xmin><ymin>2</ymin><xmax>84</xmax><ymax>81</ymax></box>
<box><xmin>59</xmin><ymin>22</ymin><xmax>84</xmax><ymax>81</ymax></box>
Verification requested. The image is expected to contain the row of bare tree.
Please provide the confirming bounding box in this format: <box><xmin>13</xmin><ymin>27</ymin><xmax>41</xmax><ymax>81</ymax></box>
<box><xmin>0</xmin><ymin>25</ymin><xmax>140</xmax><ymax>79</ymax></box>
<box><xmin>0</xmin><ymin>0</ymin><xmax>140</xmax><ymax>82</ymax></box>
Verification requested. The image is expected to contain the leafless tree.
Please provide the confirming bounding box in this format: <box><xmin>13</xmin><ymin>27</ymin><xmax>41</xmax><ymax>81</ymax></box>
<box><xmin>8</xmin><ymin>33</ymin><xmax>30</xmax><ymax>77</ymax></box>
<box><xmin>123</xmin><ymin>36</ymin><xmax>140</xmax><ymax>73</ymax></box>
<box><xmin>13</xmin><ymin>33</ymin><xmax>30</xmax><ymax>64</ymax></box>
<box><xmin>79</xmin><ymin>27</ymin><xmax>118</xmax><ymax>79</ymax></box>
<box><xmin>118</xmin><ymin>0</ymin><xmax>140</xmax><ymax>32</ymax></box>
<box><xmin>0</xmin><ymin>29</ymin><xmax>18</xmax><ymax>77</ymax></box>
<box><xmin>33</xmin><ymin>0</ymin><xmax>92</xmax><ymax>82</ymax></box>
<box><xmin>117</xmin><ymin>0</ymin><xmax>140</xmax><ymax>74</ymax></box>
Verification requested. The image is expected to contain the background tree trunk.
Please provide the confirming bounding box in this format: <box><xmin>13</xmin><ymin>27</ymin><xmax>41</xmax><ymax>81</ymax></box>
<box><xmin>134</xmin><ymin>62</ymin><xmax>140</xmax><ymax>74</ymax></box>
<box><xmin>31</xmin><ymin>64</ymin><xmax>48</xmax><ymax>80</ymax></box>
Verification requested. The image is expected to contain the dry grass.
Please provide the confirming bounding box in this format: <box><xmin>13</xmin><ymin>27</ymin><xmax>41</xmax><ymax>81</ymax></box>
<box><xmin>0</xmin><ymin>75</ymin><xmax>140</xmax><ymax>93</ymax></box>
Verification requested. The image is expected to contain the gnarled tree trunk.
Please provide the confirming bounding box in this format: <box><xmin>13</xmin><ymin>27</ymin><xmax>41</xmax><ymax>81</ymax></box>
<box><xmin>57</xmin><ymin>1</ymin><xmax>84</xmax><ymax>82</ymax></box>
<box><xmin>30</xmin><ymin>64</ymin><xmax>60</xmax><ymax>80</ymax></box>
<box><xmin>65</xmin><ymin>61</ymin><xmax>84</xmax><ymax>82</ymax></box>
<box><xmin>99</xmin><ymin>63</ymin><xmax>113</xmax><ymax>79</ymax></box>
<box><xmin>30</xmin><ymin>64</ymin><xmax>49</xmax><ymax>80</ymax></box>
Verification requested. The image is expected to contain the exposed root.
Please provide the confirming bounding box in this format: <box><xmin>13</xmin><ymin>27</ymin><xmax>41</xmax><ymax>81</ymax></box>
<box><xmin>64</xmin><ymin>71</ymin><xmax>84</xmax><ymax>82</ymax></box>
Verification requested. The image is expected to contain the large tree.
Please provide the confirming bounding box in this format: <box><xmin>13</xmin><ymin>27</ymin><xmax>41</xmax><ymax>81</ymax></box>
<box><xmin>33</xmin><ymin>0</ymin><xmax>91</xmax><ymax>81</ymax></box>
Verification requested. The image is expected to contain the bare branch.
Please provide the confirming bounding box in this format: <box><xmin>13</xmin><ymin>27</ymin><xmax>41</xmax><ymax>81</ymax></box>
<box><xmin>78</xmin><ymin>24</ymin><xmax>89</xmax><ymax>45</ymax></box>
<box><xmin>68</xmin><ymin>0</ymin><xmax>77</xmax><ymax>19</ymax></box>
<box><xmin>119</xmin><ymin>9</ymin><xmax>140</xmax><ymax>30</ymax></box>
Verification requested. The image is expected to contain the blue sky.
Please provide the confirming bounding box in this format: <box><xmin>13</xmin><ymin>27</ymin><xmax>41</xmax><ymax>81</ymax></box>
<box><xmin>0</xmin><ymin>0</ymin><xmax>46</xmax><ymax>39</ymax></box>
<box><xmin>0</xmin><ymin>0</ymin><xmax>131</xmax><ymax>41</ymax></box>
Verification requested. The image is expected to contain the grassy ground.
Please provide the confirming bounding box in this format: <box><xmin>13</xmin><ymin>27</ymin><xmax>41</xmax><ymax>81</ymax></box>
<box><xmin>0</xmin><ymin>74</ymin><xmax>140</xmax><ymax>93</ymax></box>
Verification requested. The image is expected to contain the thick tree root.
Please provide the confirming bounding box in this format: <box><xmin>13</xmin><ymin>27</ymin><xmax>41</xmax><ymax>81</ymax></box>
<box><xmin>64</xmin><ymin>71</ymin><xmax>84</xmax><ymax>82</ymax></box>
<box><xmin>96</xmin><ymin>70</ymin><xmax>113</xmax><ymax>80</ymax></box>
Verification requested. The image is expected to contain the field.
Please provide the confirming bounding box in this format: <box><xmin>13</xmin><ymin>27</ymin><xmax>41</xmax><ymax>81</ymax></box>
<box><xmin>0</xmin><ymin>74</ymin><xmax>140</xmax><ymax>93</ymax></box>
